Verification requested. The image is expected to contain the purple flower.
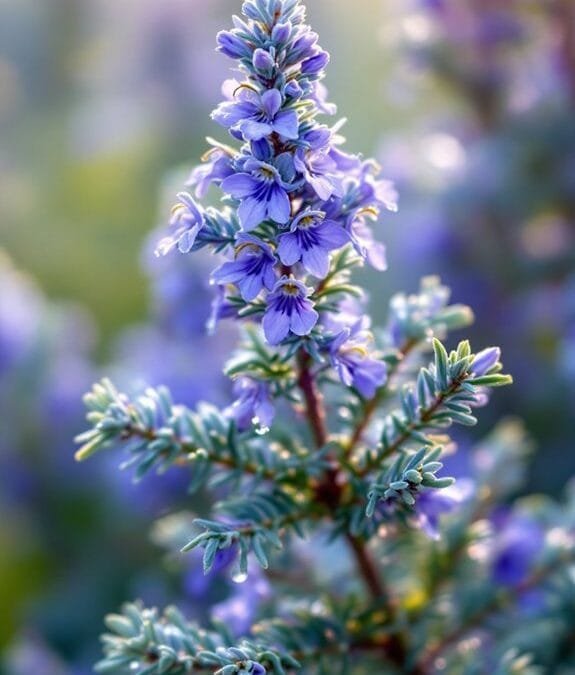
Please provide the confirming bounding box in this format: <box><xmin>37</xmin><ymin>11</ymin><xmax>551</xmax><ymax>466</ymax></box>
<box><xmin>310</xmin><ymin>81</ymin><xmax>337</xmax><ymax>115</ymax></box>
<box><xmin>328</xmin><ymin>321</ymin><xmax>387</xmax><ymax>398</ymax></box>
<box><xmin>221</xmin><ymin>155</ymin><xmax>295</xmax><ymax>231</ymax></box>
<box><xmin>490</xmin><ymin>513</ymin><xmax>544</xmax><ymax>587</ymax></box>
<box><xmin>322</xmin><ymin>162</ymin><xmax>397</xmax><ymax>270</ymax></box>
<box><xmin>212</xmin><ymin>571</ymin><xmax>271</xmax><ymax>638</ymax></box>
<box><xmin>212</xmin><ymin>234</ymin><xmax>276</xmax><ymax>302</ymax></box>
<box><xmin>284</xmin><ymin>30</ymin><xmax>320</xmax><ymax>67</ymax></box>
<box><xmin>277</xmin><ymin>210</ymin><xmax>349</xmax><ymax>278</ymax></box>
<box><xmin>208</xmin><ymin>284</ymin><xmax>240</xmax><ymax>334</ymax></box>
<box><xmin>186</xmin><ymin>148</ymin><xmax>233</xmax><ymax>199</ymax></box>
<box><xmin>471</xmin><ymin>346</ymin><xmax>501</xmax><ymax>376</ymax></box>
<box><xmin>226</xmin><ymin>377</ymin><xmax>275</xmax><ymax>431</ymax></box>
<box><xmin>155</xmin><ymin>192</ymin><xmax>204</xmax><ymax>256</ymax></box>
<box><xmin>0</xmin><ymin>259</ymin><xmax>40</xmax><ymax>375</ymax></box>
<box><xmin>252</xmin><ymin>48</ymin><xmax>275</xmax><ymax>75</ymax></box>
<box><xmin>294</xmin><ymin>146</ymin><xmax>340</xmax><ymax>201</ymax></box>
<box><xmin>414</xmin><ymin>480</ymin><xmax>474</xmax><ymax>540</ymax></box>
<box><xmin>183</xmin><ymin>545</ymin><xmax>237</xmax><ymax>599</ymax></box>
<box><xmin>348</xmin><ymin>218</ymin><xmax>388</xmax><ymax>272</ymax></box>
<box><xmin>262</xmin><ymin>277</ymin><xmax>318</xmax><ymax>345</ymax></box>
<box><xmin>301</xmin><ymin>49</ymin><xmax>330</xmax><ymax>76</ymax></box>
<box><xmin>212</xmin><ymin>87</ymin><xmax>299</xmax><ymax>142</ymax></box>
<box><xmin>216</xmin><ymin>29</ymin><xmax>253</xmax><ymax>60</ymax></box>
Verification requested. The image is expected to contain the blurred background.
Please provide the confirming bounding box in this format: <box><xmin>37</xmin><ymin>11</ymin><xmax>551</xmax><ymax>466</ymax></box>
<box><xmin>0</xmin><ymin>0</ymin><xmax>573</xmax><ymax>672</ymax></box>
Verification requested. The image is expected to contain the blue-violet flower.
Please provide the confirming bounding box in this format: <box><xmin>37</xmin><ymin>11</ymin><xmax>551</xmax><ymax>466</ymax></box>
<box><xmin>277</xmin><ymin>210</ymin><xmax>349</xmax><ymax>278</ymax></box>
<box><xmin>221</xmin><ymin>155</ymin><xmax>295</xmax><ymax>231</ymax></box>
<box><xmin>155</xmin><ymin>192</ymin><xmax>204</xmax><ymax>256</ymax></box>
<box><xmin>211</xmin><ymin>234</ymin><xmax>276</xmax><ymax>302</ymax></box>
<box><xmin>262</xmin><ymin>277</ymin><xmax>318</xmax><ymax>345</ymax></box>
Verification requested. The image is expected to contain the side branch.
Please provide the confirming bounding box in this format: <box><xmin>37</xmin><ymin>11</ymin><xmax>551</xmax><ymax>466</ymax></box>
<box><xmin>416</xmin><ymin>551</ymin><xmax>575</xmax><ymax>672</ymax></box>
<box><xmin>345</xmin><ymin>338</ymin><xmax>418</xmax><ymax>455</ymax></box>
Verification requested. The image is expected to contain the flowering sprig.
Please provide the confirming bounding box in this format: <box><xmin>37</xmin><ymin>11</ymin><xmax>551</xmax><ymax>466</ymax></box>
<box><xmin>155</xmin><ymin>0</ymin><xmax>396</xmax><ymax>356</ymax></box>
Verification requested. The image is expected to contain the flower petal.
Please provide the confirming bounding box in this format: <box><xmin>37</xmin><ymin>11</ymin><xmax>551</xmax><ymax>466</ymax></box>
<box><xmin>266</xmin><ymin>186</ymin><xmax>291</xmax><ymax>224</ymax></box>
<box><xmin>262</xmin><ymin>266</ymin><xmax>277</xmax><ymax>291</ymax></box>
<box><xmin>263</xmin><ymin>309</ymin><xmax>290</xmax><ymax>345</ymax></box>
<box><xmin>239</xmin><ymin>272</ymin><xmax>264</xmax><ymax>301</ymax></box>
<box><xmin>309</xmin><ymin>174</ymin><xmax>334</xmax><ymax>201</ymax></box>
<box><xmin>277</xmin><ymin>233</ymin><xmax>301</xmax><ymax>266</ymax></box>
<box><xmin>317</xmin><ymin>222</ymin><xmax>350</xmax><ymax>249</ymax></box>
<box><xmin>261</xmin><ymin>88</ymin><xmax>282</xmax><ymax>118</ymax></box>
<box><xmin>366</xmin><ymin>240</ymin><xmax>387</xmax><ymax>271</ymax></box>
<box><xmin>240</xmin><ymin>120</ymin><xmax>274</xmax><ymax>141</ymax></box>
<box><xmin>238</xmin><ymin>196</ymin><xmax>268</xmax><ymax>231</ymax></box>
<box><xmin>273</xmin><ymin>110</ymin><xmax>299</xmax><ymax>140</ymax></box>
<box><xmin>221</xmin><ymin>173</ymin><xmax>258</xmax><ymax>198</ymax></box>
<box><xmin>211</xmin><ymin>260</ymin><xmax>244</xmax><ymax>285</ymax></box>
<box><xmin>290</xmin><ymin>304</ymin><xmax>318</xmax><ymax>336</ymax></box>
<box><xmin>301</xmin><ymin>246</ymin><xmax>330</xmax><ymax>278</ymax></box>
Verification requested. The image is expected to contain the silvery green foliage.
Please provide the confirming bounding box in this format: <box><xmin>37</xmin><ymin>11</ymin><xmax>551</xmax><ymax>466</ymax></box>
<box><xmin>96</xmin><ymin>602</ymin><xmax>299</xmax><ymax>675</ymax></box>
<box><xmin>74</xmin><ymin>1</ymin><xmax>575</xmax><ymax>673</ymax></box>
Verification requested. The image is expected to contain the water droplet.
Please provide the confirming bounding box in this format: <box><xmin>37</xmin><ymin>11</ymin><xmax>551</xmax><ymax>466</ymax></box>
<box><xmin>232</xmin><ymin>571</ymin><xmax>248</xmax><ymax>584</ymax></box>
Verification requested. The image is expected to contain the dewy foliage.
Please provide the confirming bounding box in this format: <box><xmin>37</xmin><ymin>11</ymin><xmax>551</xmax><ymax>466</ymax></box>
<box><xmin>75</xmin><ymin>1</ymin><xmax>575</xmax><ymax>673</ymax></box>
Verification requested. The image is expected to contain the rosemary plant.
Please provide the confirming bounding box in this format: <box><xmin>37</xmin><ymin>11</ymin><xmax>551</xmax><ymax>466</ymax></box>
<box><xmin>75</xmin><ymin>1</ymin><xmax>575</xmax><ymax>672</ymax></box>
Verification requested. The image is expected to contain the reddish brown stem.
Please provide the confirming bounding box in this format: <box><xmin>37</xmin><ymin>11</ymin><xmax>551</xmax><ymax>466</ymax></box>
<box><xmin>296</xmin><ymin>350</ymin><xmax>328</xmax><ymax>448</ymax></box>
<box><xmin>296</xmin><ymin>348</ymin><xmax>419</xmax><ymax>671</ymax></box>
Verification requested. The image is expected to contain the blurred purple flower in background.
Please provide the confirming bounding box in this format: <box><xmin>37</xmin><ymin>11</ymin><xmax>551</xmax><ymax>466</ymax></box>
<box><xmin>226</xmin><ymin>377</ymin><xmax>275</xmax><ymax>432</ymax></box>
<box><xmin>489</xmin><ymin>511</ymin><xmax>544</xmax><ymax>588</ymax></box>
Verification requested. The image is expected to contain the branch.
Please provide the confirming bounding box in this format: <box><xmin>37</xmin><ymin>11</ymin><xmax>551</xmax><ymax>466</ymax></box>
<box><xmin>96</xmin><ymin>602</ymin><xmax>300</xmax><ymax>674</ymax></box>
<box><xmin>416</xmin><ymin>550</ymin><xmax>575</xmax><ymax>672</ymax></box>
<box><xmin>344</xmin><ymin>338</ymin><xmax>418</xmax><ymax>455</ymax></box>
<box><xmin>355</xmin><ymin>340</ymin><xmax>512</xmax><ymax>478</ymax></box>
<box><xmin>75</xmin><ymin>380</ymin><xmax>324</xmax><ymax>492</ymax></box>
<box><xmin>296</xmin><ymin>350</ymin><xmax>328</xmax><ymax>448</ymax></box>
<box><xmin>182</xmin><ymin>489</ymin><xmax>325</xmax><ymax>577</ymax></box>
<box><xmin>295</xmin><ymin>348</ymin><xmax>414</xmax><ymax>670</ymax></box>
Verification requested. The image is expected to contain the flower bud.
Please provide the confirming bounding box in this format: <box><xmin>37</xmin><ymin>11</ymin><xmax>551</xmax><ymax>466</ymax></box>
<box><xmin>271</xmin><ymin>21</ymin><xmax>291</xmax><ymax>44</ymax></box>
<box><xmin>301</xmin><ymin>50</ymin><xmax>330</xmax><ymax>75</ymax></box>
<box><xmin>471</xmin><ymin>347</ymin><xmax>501</xmax><ymax>376</ymax></box>
<box><xmin>252</xmin><ymin>48</ymin><xmax>275</xmax><ymax>74</ymax></box>
<box><xmin>217</xmin><ymin>31</ymin><xmax>250</xmax><ymax>59</ymax></box>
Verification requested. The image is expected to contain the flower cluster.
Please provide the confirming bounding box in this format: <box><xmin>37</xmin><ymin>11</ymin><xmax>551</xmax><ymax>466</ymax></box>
<box><xmin>155</xmin><ymin>0</ymin><xmax>396</xmax><ymax>404</ymax></box>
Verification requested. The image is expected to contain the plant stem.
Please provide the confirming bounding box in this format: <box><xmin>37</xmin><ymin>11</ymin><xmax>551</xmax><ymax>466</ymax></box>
<box><xmin>296</xmin><ymin>347</ymin><xmax>418</xmax><ymax>672</ymax></box>
<box><xmin>345</xmin><ymin>533</ymin><xmax>388</xmax><ymax>601</ymax></box>
<box><xmin>296</xmin><ymin>350</ymin><xmax>328</xmax><ymax>448</ymax></box>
